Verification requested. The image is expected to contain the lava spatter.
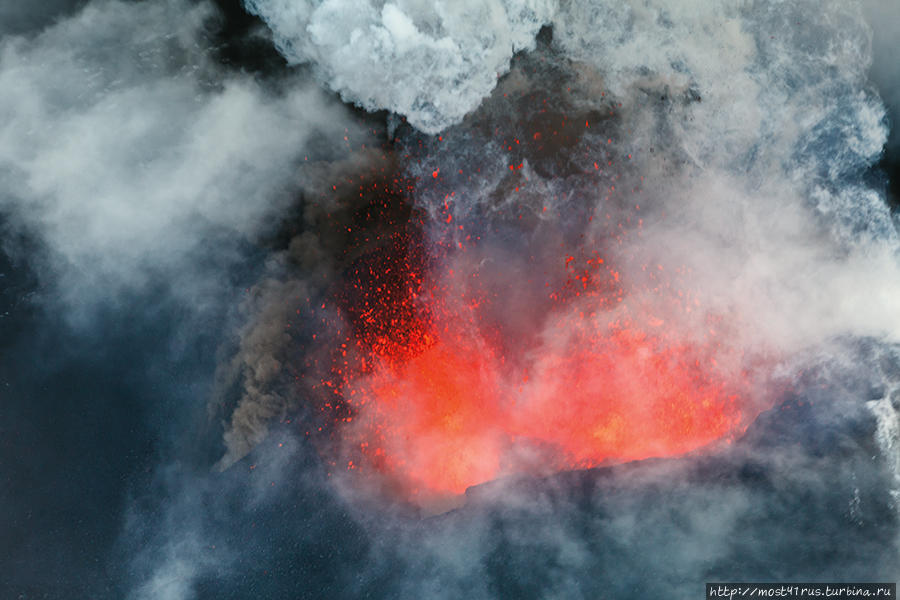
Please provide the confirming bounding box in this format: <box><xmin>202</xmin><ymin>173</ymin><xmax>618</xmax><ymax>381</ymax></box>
<box><xmin>325</xmin><ymin>229</ymin><xmax>759</xmax><ymax>505</ymax></box>
<box><xmin>299</xmin><ymin>46</ymin><xmax>774</xmax><ymax>508</ymax></box>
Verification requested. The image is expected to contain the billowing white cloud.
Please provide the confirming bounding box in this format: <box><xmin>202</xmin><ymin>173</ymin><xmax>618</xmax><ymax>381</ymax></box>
<box><xmin>0</xmin><ymin>0</ymin><xmax>356</xmax><ymax>315</ymax></box>
<box><xmin>242</xmin><ymin>0</ymin><xmax>557</xmax><ymax>133</ymax></box>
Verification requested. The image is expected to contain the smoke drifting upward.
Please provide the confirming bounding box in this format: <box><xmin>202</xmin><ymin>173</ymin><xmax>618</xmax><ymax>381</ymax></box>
<box><xmin>0</xmin><ymin>0</ymin><xmax>368</xmax><ymax>321</ymax></box>
<box><xmin>242</xmin><ymin>0</ymin><xmax>556</xmax><ymax>133</ymax></box>
<box><xmin>219</xmin><ymin>0</ymin><xmax>900</xmax><ymax>510</ymax></box>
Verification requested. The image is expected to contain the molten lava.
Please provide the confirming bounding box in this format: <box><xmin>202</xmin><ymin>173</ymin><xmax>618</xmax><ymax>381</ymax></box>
<box><xmin>312</xmin><ymin>105</ymin><xmax>762</xmax><ymax>505</ymax></box>
<box><xmin>350</xmin><ymin>336</ymin><xmax>506</xmax><ymax>496</ymax></box>
<box><xmin>332</xmin><ymin>240</ymin><xmax>756</xmax><ymax>504</ymax></box>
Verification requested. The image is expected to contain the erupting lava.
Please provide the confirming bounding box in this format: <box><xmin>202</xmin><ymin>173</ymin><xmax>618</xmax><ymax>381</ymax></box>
<box><xmin>325</xmin><ymin>230</ymin><xmax>757</xmax><ymax>505</ymax></box>
<box><xmin>303</xmin><ymin>87</ymin><xmax>766</xmax><ymax>507</ymax></box>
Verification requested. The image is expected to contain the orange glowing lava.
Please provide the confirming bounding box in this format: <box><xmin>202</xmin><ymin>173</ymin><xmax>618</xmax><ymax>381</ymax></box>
<box><xmin>332</xmin><ymin>245</ymin><xmax>758</xmax><ymax>503</ymax></box>
<box><xmin>510</xmin><ymin>317</ymin><xmax>743</xmax><ymax>467</ymax></box>
<box><xmin>350</xmin><ymin>336</ymin><xmax>505</xmax><ymax>495</ymax></box>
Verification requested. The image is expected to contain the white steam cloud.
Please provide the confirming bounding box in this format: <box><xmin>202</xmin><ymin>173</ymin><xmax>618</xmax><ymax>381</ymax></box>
<box><xmin>0</xmin><ymin>0</ymin><xmax>357</xmax><ymax>317</ymax></box>
<box><xmin>242</xmin><ymin>0</ymin><xmax>556</xmax><ymax>133</ymax></box>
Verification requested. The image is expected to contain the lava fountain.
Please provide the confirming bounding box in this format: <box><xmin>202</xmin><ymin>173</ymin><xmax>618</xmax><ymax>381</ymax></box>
<box><xmin>293</xmin><ymin>35</ymin><xmax>793</xmax><ymax>510</ymax></box>
<box><xmin>323</xmin><ymin>206</ymin><xmax>765</xmax><ymax>508</ymax></box>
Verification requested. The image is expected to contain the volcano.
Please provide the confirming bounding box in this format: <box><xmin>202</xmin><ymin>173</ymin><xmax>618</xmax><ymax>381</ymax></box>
<box><xmin>1</xmin><ymin>0</ymin><xmax>899</xmax><ymax>598</ymax></box>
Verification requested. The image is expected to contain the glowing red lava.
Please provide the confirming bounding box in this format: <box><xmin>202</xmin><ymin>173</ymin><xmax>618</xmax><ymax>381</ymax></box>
<box><xmin>510</xmin><ymin>316</ymin><xmax>743</xmax><ymax>468</ymax></box>
<box><xmin>331</xmin><ymin>242</ymin><xmax>756</xmax><ymax>505</ymax></box>
<box><xmin>348</xmin><ymin>334</ymin><xmax>506</xmax><ymax>496</ymax></box>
